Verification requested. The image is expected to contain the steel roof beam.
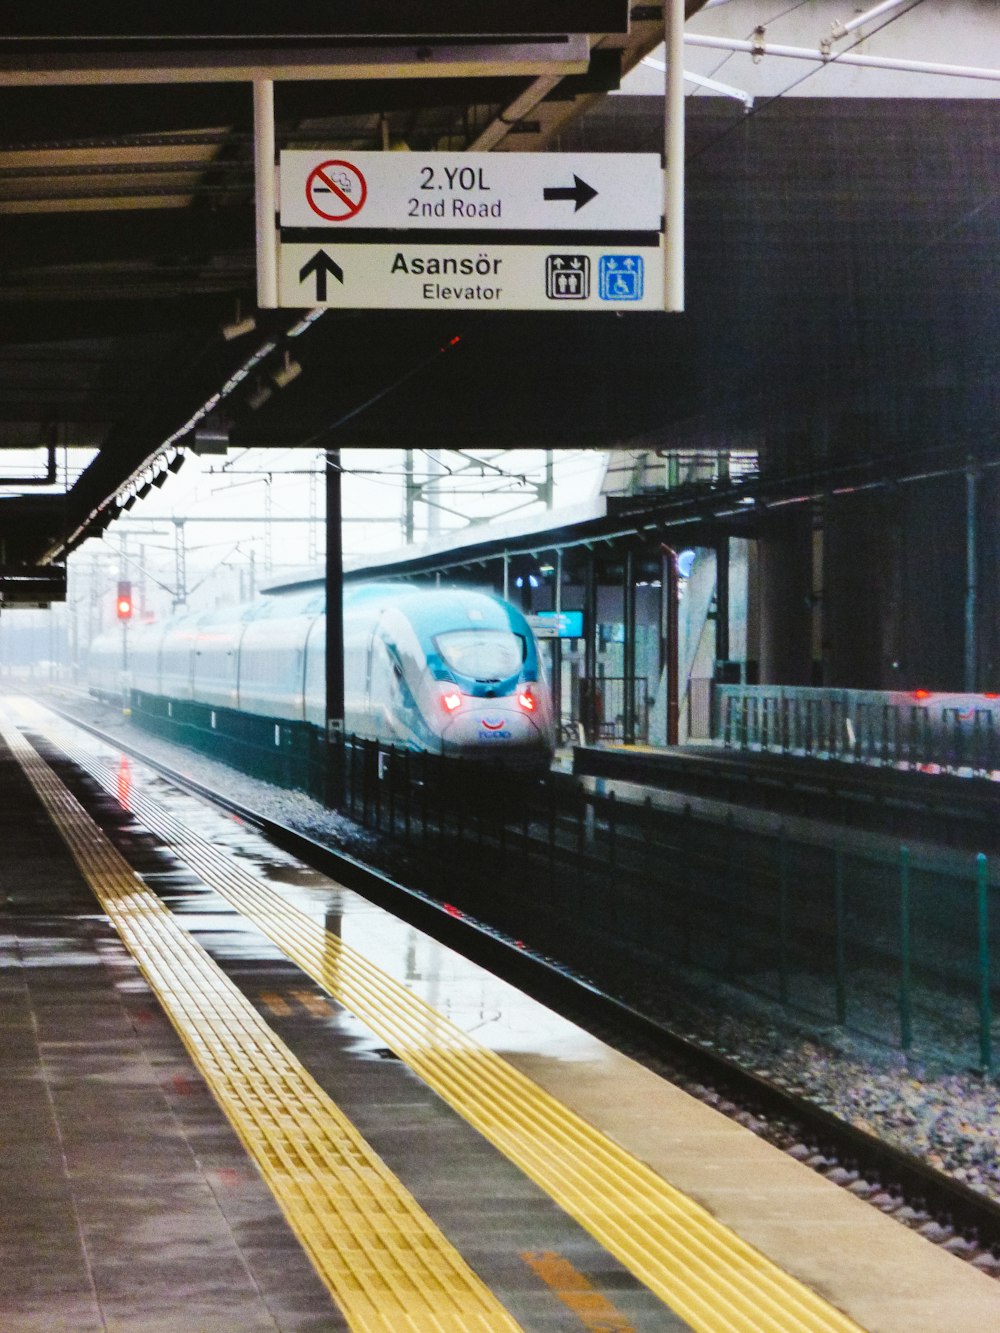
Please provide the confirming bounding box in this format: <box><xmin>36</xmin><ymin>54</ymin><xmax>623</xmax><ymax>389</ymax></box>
<box><xmin>0</xmin><ymin>39</ymin><xmax>591</xmax><ymax>87</ymax></box>
<box><xmin>2</xmin><ymin>3</ymin><xmax>628</xmax><ymax>39</ymax></box>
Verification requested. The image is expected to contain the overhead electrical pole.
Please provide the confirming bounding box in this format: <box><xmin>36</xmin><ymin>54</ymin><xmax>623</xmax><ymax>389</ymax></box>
<box><xmin>325</xmin><ymin>450</ymin><xmax>345</xmax><ymax>806</ymax></box>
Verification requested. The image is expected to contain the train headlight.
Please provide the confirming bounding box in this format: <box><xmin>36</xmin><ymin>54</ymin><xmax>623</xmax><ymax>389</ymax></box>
<box><xmin>517</xmin><ymin>688</ymin><xmax>536</xmax><ymax>712</ymax></box>
<box><xmin>442</xmin><ymin>690</ymin><xmax>462</xmax><ymax>713</ymax></box>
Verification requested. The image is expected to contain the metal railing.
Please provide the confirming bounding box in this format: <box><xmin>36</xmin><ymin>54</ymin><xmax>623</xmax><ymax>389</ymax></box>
<box><xmin>716</xmin><ymin>685</ymin><xmax>1000</xmax><ymax>775</ymax></box>
<box><xmin>127</xmin><ymin>689</ymin><xmax>998</xmax><ymax>1068</ymax></box>
<box><xmin>327</xmin><ymin>733</ymin><xmax>999</xmax><ymax>1072</ymax></box>
<box><xmin>582</xmin><ymin>675</ymin><xmax>649</xmax><ymax>742</ymax></box>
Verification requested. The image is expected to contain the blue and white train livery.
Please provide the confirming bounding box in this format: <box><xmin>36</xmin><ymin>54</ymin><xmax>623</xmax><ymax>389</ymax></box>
<box><xmin>90</xmin><ymin>581</ymin><xmax>556</xmax><ymax>774</ymax></box>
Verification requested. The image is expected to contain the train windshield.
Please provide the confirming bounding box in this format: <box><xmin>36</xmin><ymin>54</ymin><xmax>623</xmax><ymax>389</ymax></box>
<box><xmin>435</xmin><ymin>628</ymin><xmax>525</xmax><ymax>681</ymax></box>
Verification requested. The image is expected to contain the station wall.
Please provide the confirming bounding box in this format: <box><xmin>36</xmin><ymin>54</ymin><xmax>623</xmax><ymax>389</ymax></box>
<box><xmin>562</xmin><ymin>96</ymin><xmax>1000</xmax><ymax>692</ymax></box>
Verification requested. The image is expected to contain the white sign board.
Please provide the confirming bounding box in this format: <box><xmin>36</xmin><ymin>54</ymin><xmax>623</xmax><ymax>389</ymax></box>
<box><xmin>279</xmin><ymin>151</ymin><xmax>662</xmax><ymax>233</ymax></box>
<box><xmin>279</xmin><ymin>242</ymin><xmax>664</xmax><ymax>311</ymax></box>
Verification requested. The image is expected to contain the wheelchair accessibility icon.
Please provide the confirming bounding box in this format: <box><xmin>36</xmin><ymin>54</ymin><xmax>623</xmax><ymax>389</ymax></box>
<box><xmin>598</xmin><ymin>255</ymin><xmax>644</xmax><ymax>301</ymax></box>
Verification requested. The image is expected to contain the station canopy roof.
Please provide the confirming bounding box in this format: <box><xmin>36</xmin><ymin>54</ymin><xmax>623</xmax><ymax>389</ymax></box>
<box><xmin>0</xmin><ymin>4</ymin><xmax>709</xmax><ymax>601</ymax></box>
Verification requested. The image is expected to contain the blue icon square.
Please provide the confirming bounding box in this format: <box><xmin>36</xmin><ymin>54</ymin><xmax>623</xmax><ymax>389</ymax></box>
<box><xmin>598</xmin><ymin>255</ymin><xmax>644</xmax><ymax>301</ymax></box>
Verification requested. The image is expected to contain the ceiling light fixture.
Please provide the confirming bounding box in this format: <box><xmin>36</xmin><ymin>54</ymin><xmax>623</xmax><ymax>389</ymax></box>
<box><xmin>221</xmin><ymin>301</ymin><xmax>257</xmax><ymax>341</ymax></box>
<box><xmin>167</xmin><ymin>451</ymin><xmax>185</xmax><ymax>473</ymax></box>
<box><xmin>136</xmin><ymin>477</ymin><xmax>153</xmax><ymax>500</ymax></box>
<box><xmin>248</xmin><ymin>380</ymin><xmax>274</xmax><ymax>411</ymax></box>
<box><xmin>272</xmin><ymin>349</ymin><xmax>302</xmax><ymax>389</ymax></box>
<box><xmin>192</xmin><ymin>413</ymin><xmax>231</xmax><ymax>455</ymax></box>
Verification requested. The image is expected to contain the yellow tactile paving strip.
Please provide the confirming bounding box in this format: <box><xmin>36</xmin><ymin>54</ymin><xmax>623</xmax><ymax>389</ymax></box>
<box><xmin>0</xmin><ymin>713</ymin><xmax>520</xmax><ymax>1333</ymax></box>
<box><xmin>33</xmin><ymin>713</ymin><xmax>866</xmax><ymax>1333</ymax></box>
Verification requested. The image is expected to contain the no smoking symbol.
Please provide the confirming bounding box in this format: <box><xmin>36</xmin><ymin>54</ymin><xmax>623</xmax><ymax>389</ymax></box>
<box><xmin>305</xmin><ymin>159</ymin><xmax>367</xmax><ymax>222</ymax></box>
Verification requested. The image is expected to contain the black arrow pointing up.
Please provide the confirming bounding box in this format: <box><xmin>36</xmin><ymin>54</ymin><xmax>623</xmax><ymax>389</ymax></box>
<box><xmin>299</xmin><ymin>250</ymin><xmax>344</xmax><ymax>301</ymax></box>
<box><xmin>543</xmin><ymin>174</ymin><xmax>598</xmax><ymax>212</ymax></box>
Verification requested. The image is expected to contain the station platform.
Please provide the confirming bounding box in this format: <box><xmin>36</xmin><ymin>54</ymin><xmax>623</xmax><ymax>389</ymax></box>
<box><xmin>3</xmin><ymin>692</ymin><xmax>1000</xmax><ymax>1332</ymax></box>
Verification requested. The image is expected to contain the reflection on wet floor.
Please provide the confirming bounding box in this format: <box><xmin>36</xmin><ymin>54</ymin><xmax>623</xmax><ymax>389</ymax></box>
<box><xmin>5</xmin><ymin>703</ymin><xmax>690</xmax><ymax>1331</ymax></box>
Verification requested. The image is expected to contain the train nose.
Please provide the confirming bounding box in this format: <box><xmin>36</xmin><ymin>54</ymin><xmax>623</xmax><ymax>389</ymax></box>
<box><xmin>443</xmin><ymin>704</ymin><xmax>544</xmax><ymax>749</ymax></box>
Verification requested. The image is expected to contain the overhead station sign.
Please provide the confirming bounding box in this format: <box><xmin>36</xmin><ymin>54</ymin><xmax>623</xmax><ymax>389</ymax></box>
<box><xmin>280</xmin><ymin>151</ymin><xmax>662</xmax><ymax>232</ymax></box>
<box><xmin>275</xmin><ymin>150</ymin><xmax>665</xmax><ymax>311</ymax></box>
<box><xmin>280</xmin><ymin>244</ymin><xmax>664</xmax><ymax>311</ymax></box>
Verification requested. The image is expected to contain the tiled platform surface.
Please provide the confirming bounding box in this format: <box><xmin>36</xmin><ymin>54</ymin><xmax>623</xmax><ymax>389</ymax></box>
<box><xmin>5</xmin><ymin>701</ymin><xmax>1000</xmax><ymax>1333</ymax></box>
<box><xmin>0</xmin><ymin>736</ymin><xmax>344</xmax><ymax>1332</ymax></box>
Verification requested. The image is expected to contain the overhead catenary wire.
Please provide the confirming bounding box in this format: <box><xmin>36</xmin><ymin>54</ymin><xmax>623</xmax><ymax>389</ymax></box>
<box><xmin>683</xmin><ymin>0</ymin><xmax>927</xmax><ymax>163</ymax></box>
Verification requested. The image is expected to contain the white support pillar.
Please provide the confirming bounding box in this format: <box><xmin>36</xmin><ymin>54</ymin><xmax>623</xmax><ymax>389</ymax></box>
<box><xmin>254</xmin><ymin>80</ymin><xmax>278</xmax><ymax>309</ymax></box>
<box><xmin>664</xmin><ymin>0</ymin><xmax>686</xmax><ymax>312</ymax></box>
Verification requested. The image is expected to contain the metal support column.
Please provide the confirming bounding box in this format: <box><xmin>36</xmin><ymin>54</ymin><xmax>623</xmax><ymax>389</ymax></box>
<box><xmin>662</xmin><ymin>544</ymin><xmax>679</xmax><ymax>745</ymax></box>
<box><xmin>173</xmin><ymin>519</ymin><xmax>187</xmax><ymax>610</ymax></box>
<box><xmin>308</xmin><ymin>470</ymin><xmax>319</xmax><ymax>565</ymax></box>
<box><xmin>715</xmin><ymin>537</ymin><xmax>730</xmax><ymax>666</ymax></box>
<box><xmin>404</xmin><ymin>450</ymin><xmax>415</xmax><ymax>544</ymax></box>
<box><xmin>551</xmin><ymin>547</ymin><xmax>563</xmax><ymax>737</ymax></box>
<box><xmin>623</xmin><ymin>546</ymin><xmax>636</xmax><ymax>744</ymax></box>
<box><xmin>119</xmin><ymin>533</ymin><xmax>129</xmax><ymax>675</ymax></box>
<box><xmin>965</xmin><ymin>460</ymin><xmax>978</xmax><ymax>692</ymax></box>
<box><xmin>325</xmin><ymin>450</ymin><xmax>345</xmax><ymax>806</ymax></box>
<box><xmin>543</xmin><ymin>450</ymin><xmax>554</xmax><ymax>508</ymax></box>
<box><xmin>583</xmin><ymin>549</ymin><xmax>598</xmax><ymax>743</ymax></box>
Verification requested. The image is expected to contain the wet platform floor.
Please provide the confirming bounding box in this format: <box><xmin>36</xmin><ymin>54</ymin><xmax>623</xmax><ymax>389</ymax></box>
<box><xmin>4</xmin><ymin>695</ymin><xmax>1000</xmax><ymax>1333</ymax></box>
<box><xmin>0</xmin><ymin>711</ymin><xmax>684</xmax><ymax>1331</ymax></box>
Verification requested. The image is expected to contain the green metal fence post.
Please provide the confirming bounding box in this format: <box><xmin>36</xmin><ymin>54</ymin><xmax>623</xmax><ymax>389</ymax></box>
<box><xmin>976</xmin><ymin>852</ymin><xmax>992</xmax><ymax>1073</ymax></box>
<box><xmin>682</xmin><ymin>802</ymin><xmax>694</xmax><ymax>964</ymax></box>
<box><xmin>522</xmin><ymin>797</ymin><xmax>530</xmax><ymax>879</ymax></box>
<box><xmin>899</xmin><ymin>845</ymin><xmax>913</xmax><ymax>1050</ymax></box>
<box><xmin>778</xmin><ymin>825</ymin><xmax>789</xmax><ymax>1005</ymax></box>
<box><xmin>404</xmin><ymin>749</ymin><xmax>412</xmax><ymax>842</ymax></box>
<box><xmin>420</xmin><ymin>751</ymin><xmax>428</xmax><ymax>845</ymax></box>
<box><xmin>548</xmin><ymin>777</ymin><xmax>557</xmax><ymax>891</ymax></box>
<box><xmin>644</xmin><ymin>795</ymin><xmax>655</xmax><ymax>945</ymax></box>
<box><xmin>726</xmin><ymin>810</ymin><xmax>738</xmax><ymax>973</ymax></box>
<box><xmin>497</xmin><ymin>763</ymin><xmax>507</xmax><ymax>870</ymax></box>
<box><xmin>834</xmin><ymin>847</ymin><xmax>847</xmax><ymax>1025</ymax></box>
<box><xmin>455</xmin><ymin>757</ymin><xmax>465</xmax><ymax>842</ymax></box>
<box><xmin>606</xmin><ymin>791</ymin><xmax>617</xmax><ymax>880</ymax></box>
<box><xmin>437</xmin><ymin>752</ymin><xmax>445</xmax><ymax>846</ymax></box>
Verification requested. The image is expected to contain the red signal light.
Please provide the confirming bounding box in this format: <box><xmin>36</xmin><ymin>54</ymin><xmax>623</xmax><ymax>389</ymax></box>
<box><xmin>116</xmin><ymin>580</ymin><xmax>133</xmax><ymax>621</ymax></box>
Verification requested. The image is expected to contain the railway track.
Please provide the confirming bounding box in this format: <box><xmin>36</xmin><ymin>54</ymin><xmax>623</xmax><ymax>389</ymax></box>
<box><xmin>38</xmin><ymin>697</ymin><xmax>1000</xmax><ymax>1276</ymax></box>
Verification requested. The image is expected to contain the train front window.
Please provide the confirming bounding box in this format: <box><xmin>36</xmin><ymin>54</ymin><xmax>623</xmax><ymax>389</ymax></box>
<box><xmin>435</xmin><ymin>629</ymin><xmax>524</xmax><ymax>681</ymax></box>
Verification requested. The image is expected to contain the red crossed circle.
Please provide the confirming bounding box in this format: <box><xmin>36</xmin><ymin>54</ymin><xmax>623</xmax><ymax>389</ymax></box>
<box><xmin>305</xmin><ymin>159</ymin><xmax>367</xmax><ymax>222</ymax></box>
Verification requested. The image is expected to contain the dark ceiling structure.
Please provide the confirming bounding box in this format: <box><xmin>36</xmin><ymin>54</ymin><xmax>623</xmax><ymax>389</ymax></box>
<box><xmin>0</xmin><ymin>3</ymin><xmax>712</xmax><ymax>604</ymax></box>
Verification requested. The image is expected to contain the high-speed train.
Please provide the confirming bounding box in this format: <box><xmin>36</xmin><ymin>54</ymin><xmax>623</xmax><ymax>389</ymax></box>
<box><xmin>90</xmin><ymin>581</ymin><xmax>556</xmax><ymax>773</ymax></box>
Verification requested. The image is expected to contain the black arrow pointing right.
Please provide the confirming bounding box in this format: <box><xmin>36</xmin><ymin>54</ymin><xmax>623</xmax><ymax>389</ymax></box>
<box><xmin>543</xmin><ymin>174</ymin><xmax>599</xmax><ymax>212</ymax></box>
<box><xmin>299</xmin><ymin>250</ymin><xmax>344</xmax><ymax>301</ymax></box>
